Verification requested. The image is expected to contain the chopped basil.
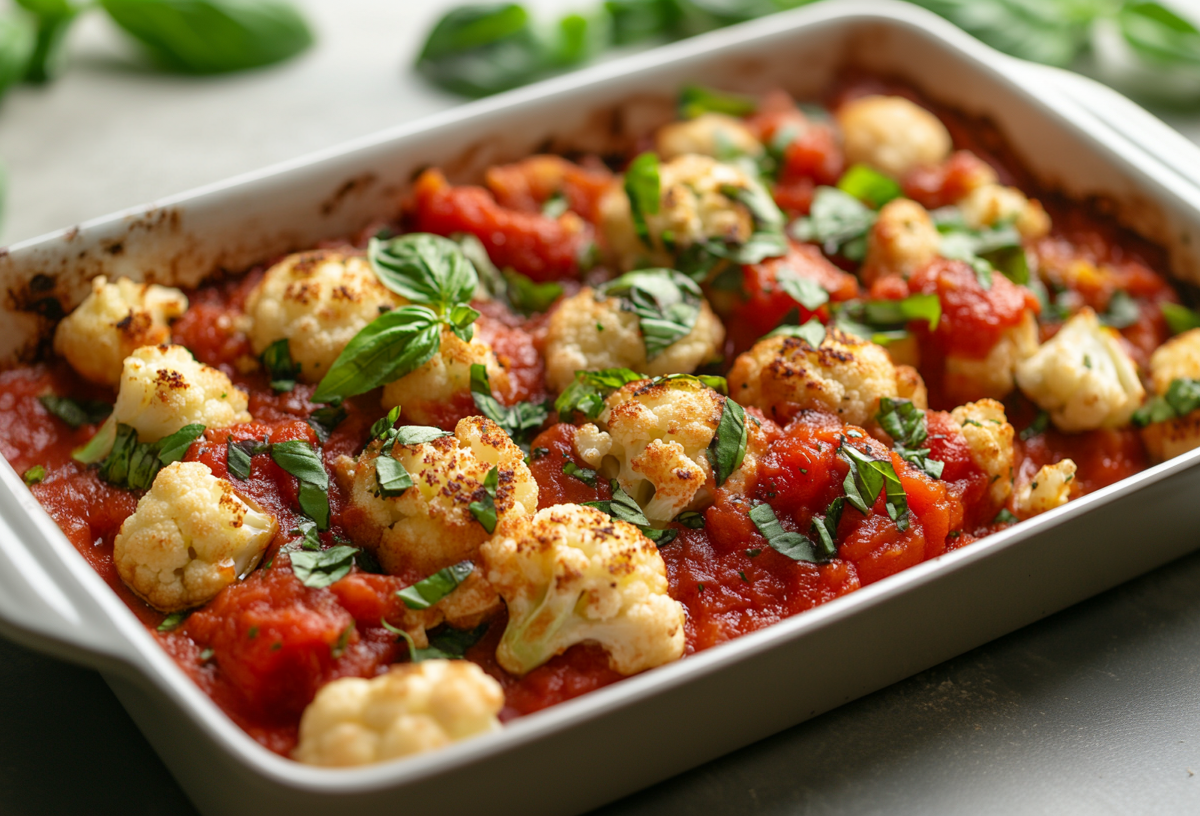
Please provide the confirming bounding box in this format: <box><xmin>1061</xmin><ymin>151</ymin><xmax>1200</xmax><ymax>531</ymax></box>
<box><xmin>584</xmin><ymin>479</ymin><xmax>677</xmax><ymax>546</ymax></box>
<box><xmin>776</xmin><ymin>270</ymin><xmax>829</xmax><ymax>312</ymax></box>
<box><xmin>1100</xmin><ymin>291</ymin><xmax>1141</xmax><ymax>329</ymax></box>
<box><xmin>599</xmin><ymin>269</ymin><xmax>702</xmax><ymax>359</ymax></box>
<box><xmin>836</xmin><ymin>164</ymin><xmax>902</xmax><ymax>209</ymax></box>
<box><xmin>307</xmin><ymin>401</ymin><xmax>347</xmax><ymax>444</ymax></box>
<box><xmin>313</xmin><ymin>305</ymin><xmax>446</xmax><ymax>403</ymax></box>
<box><xmin>810</xmin><ymin>497</ymin><xmax>843</xmax><ymax>560</ymax></box>
<box><xmin>766</xmin><ymin>318</ymin><xmax>826</xmax><ymax>346</ymax></box>
<box><xmin>290</xmin><ymin>545</ymin><xmax>359</xmax><ymax>589</ymax></box>
<box><xmin>370</xmin><ymin>406</ymin><xmax>403</xmax><ymax>441</ymax></box>
<box><xmin>839</xmin><ymin>443</ymin><xmax>910</xmax><ymax>531</ymax></box>
<box><xmin>748</xmin><ymin>502</ymin><xmax>827</xmax><ymax>563</ymax></box>
<box><xmin>1161</xmin><ymin>302</ymin><xmax>1200</xmax><ymax>335</ymax></box>
<box><xmin>157</xmin><ymin>610</ymin><xmax>189</xmax><ymax>632</ymax></box>
<box><xmin>391</xmin><ymin>426</ymin><xmax>453</xmax><ymax>447</ymax></box>
<box><xmin>157</xmin><ymin>424</ymin><xmax>207</xmax><ymax>465</ymax></box>
<box><xmin>330</xmin><ymin>624</ymin><xmax>355</xmax><ymax>658</ymax></box>
<box><xmin>469</xmin><ymin>466</ymin><xmax>499</xmax><ymax>533</ymax></box>
<box><xmin>22</xmin><ymin>465</ymin><xmax>45</xmax><ymax>486</ymax></box>
<box><xmin>261</xmin><ymin>338</ymin><xmax>300</xmax><ymax>392</ymax></box>
<box><xmin>789</xmin><ymin>187</ymin><xmax>876</xmax><ymax>260</ymax></box>
<box><xmin>675</xmin><ymin>510</ymin><xmax>705</xmax><ymax>529</ymax></box>
<box><xmin>624</xmin><ymin>152</ymin><xmax>661</xmax><ymax>246</ymax></box>
<box><xmin>707</xmin><ymin>397</ymin><xmax>748</xmax><ymax>487</ymax></box>
<box><xmin>396</xmin><ymin>560</ymin><xmax>474</xmax><ymax>610</ymax></box>
<box><xmin>994</xmin><ymin>508</ymin><xmax>1018</xmax><ymax>525</ymax></box>
<box><xmin>563</xmin><ymin>461</ymin><xmax>598</xmax><ymax>487</ymax></box>
<box><xmin>375</xmin><ymin>454</ymin><xmax>413</xmax><ymax>496</ymax></box>
<box><xmin>354</xmin><ymin>548</ymin><xmax>385</xmax><ymax>575</ymax></box>
<box><xmin>226</xmin><ymin>436</ymin><xmax>252</xmax><ymax>480</ymax></box>
<box><xmin>1020</xmin><ymin>411</ymin><xmax>1050</xmax><ymax>441</ymax></box>
<box><xmin>271</xmin><ymin>440</ymin><xmax>330</xmax><ymax>530</ymax></box>
<box><xmin>724</xmin><ymin>181</ymin><xmax>785</xmax><ymax>232</ymax></box>
<box><xmin>938</xmin><ymin>219</ymin><xmax>1028</xmax><ymax>286</ymax></box>
<box><xmin>1133</xmin><ymin>377</ymin><xmax>1200</xmax><ymax>427</ymax></box>
<box><xmin>652</xmin><ymin>372</ymin><xmax>728</xmax><ymax>394</ymax></box>
<box><xmin>504</xmin><ymin>269</ymin><xmax>563</xmax><ymax>315</ymax></box>
<box><xmin>678</xmin><ymin>84</ymin><xmax>757</xmax><ymax>119</ymax></box>
<box><xmin>876</xmin><ymin>397</ymin><xmax>945</xmax><ymax>480</ymax></box>
<box><xmin>833</xmin><ymin>294</ymin><xmax>941</xmax><ymax>344</ymax></box>
<box><xmin>389</xmin><ymin>621</ymin><xmax>490</xmax><ymax>662</ymax></box>
<box><xmin>38</xmin><ymin>395</ymin><xmax>111</xmax><ymax>429</ymax></box>
<box><xmin>554</xmin><ymin>367</ymin><xmax>645</xmax><ymax>420</ymax></box>
<box><xmin>469</xmin><ymin>363</ymin><xmax>549</xmax><ymax>448</ymax></box>
<box><xmin>199</xmin><ymin>647</ymin><xmax>215</xmax><ymax>663</ymax></box>
<box><xmin>368</xmin><ymin>232</ymin><xmax>478</xmax><ymax>314</ymax></box>
<box><xmin>86</xmin><ymin>422</ymin><xmax>206</xmax><ymax>491</ymax></box>
<box><xmin>291</xmin><ymin>517</ymin><xmax>322</xmax><ymax>551</ymax></box>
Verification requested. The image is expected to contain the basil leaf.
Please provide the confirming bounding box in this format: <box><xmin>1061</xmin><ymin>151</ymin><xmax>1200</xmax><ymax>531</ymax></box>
<box><xmin>416</xmin><ymin>3</ymin><xmax>549</xmax><ymax>97</ymax></box>
<box><xmin>994</xmin><ymin>508</ymin><xmax>1018</xmax><ymax>525</ymax></box>
<box><xmin>837</xmin><ymin>294</ymin><xmax>942</xmax><ymax>337</ymax></box>
<box><xmin>157</xmin><ymin>423</ymin><xmax>206</xmax><ymax>465</ymax></box>
<box><xmin>836</xmin><ymin>164</ymin><xmax>903</xmax><ymax>209</ymax></box>
<box><xmin>504</xmin><ymin>270</ymin><xmax>563</xmax><ymax>314</ymax></box>
<box><xmin>1133</xmin><ymin>377</ymin><xmax>1200</xmax><ymax>427</ymax></box>
<box><xmin>374</xmin><ymin>454</ymin><xmax>413</xmax><ymax>497</ymax></box>
<box><xmin>724</xmin><ymin>182</ymin><xmax>784</xmax><ymax>231</ymax></box>
<box><xmin>554</xmin><ymin>367</ymin><xmax>645</xmax><ymax>420</ymax></box>
<box><xmin>876</xmin><ymin>397</ymin><xmax>944</xmax><ymax>480</ymax></box>
<box><xmin>38</xmin><ymin>395</ymin><xmax>112</xmax><ymax>429</ymax></box>
<box><xmin>908</xmin><ymin>0</ymin><xmax>1090</xmax><ymax>68</ymax></box>
<box><xmin>227</xmin><ymin>436</ymin><xmax>252</xmax><ymax>480</ymax></box>
<box><xmin>291</xmin><ymin>545</ymin><xmax>359</xmax><ymax>589</ymax></box>
<box><xmin>157</xmin><ymin>609</ymin><xmax>189</xmax><ymax>632</ymax></box>
<box><xmin>938</xmin><ymin>220</ymin><xmax>1027</xmax><ymax>286</ymax></box>
<box><xmin>391</xmin><ymin>426</ymin><xmax>453</xmax><ymax>446</ymax></box>
<box><xmin>469</xmin><ymin>363</ymin><xmax>549</xmax><ymax>447</ymax></box>
<box><xmin>1020</xmin><ymin>411</ymin><xmax>1050</xmax><ymax>440</ymax></box>
<box><xmin>468</xmin><ymin>466</ymin><xmax>500</xmax><ymax>533</ymax></box>
<box><xmin>391</xmin><ymin>621</ymin><xmax>490</xmax><ymax>662</ymax></box>
<box><xmin>839</xmin><ymin>443</ymin><xmax>910</xmax><ymax>531</ymax></box>
<box><xmin>776</xmin><ymin>271</ymin><xmax>829</xmax><ymax>312</ymax></box>
<box><xmin>707</xmin><ymin>397</ymin><xmax>747</xmax><ymax>487</ymax></box>
<box><xmin>810</xmin><ymin>497</ymin><xmax>843</xmax><ymax>560</ymax></box>
<box><xmin>369</xmin><ymin>233</ymin><xmax>478</xmax><ymax>313</ymax></box>
<box><xmin>651</xmin><ymin>372</ymin><xmax>728</xmax><ymax>395</ymax></box>
<box><xmin>261</xmin><ymin>338</ymin><xmax>300</xmax><ymax>392</ymax></box>
<box><xmin>1120</xmin><ymin>1</ymin><xmax>1200</xmax><ymax>69</ymax></box>
<box><xmin>1</xmin><ymin>10</ymin><xmax>37</xmax><ymax>87</ymax></box>
<box><xmin>396</xmin><ymin>560</ymin><xmax>474</xmax><ymax>610</ymax></box>
<box><xmin>22</xmin><ymin>465</ymin><xmax>46</xmax><ymax>486</ymax></box>
<box><xmin>583</xmin><ymin>478</ymin><xmax>678</xmax><ymax>546</ymax></box>
<box><xmin>675</xmin><ymin>510</ymin><xmax>705</xmax><ymax>529</ymax></box>
<box><xmin>1162</xmin><ymin>302</ymin><xmax>1200</xmax><ymax>335</ymax></box>
<box><xmin>355</xmin><ymin>548</ymin><xmax>385</xmax><ymax>574</ymax></box>
<box><xmin>313</xmin><ymin>305</ymin><xmax>443</xmax><ymax>403</ymax></box>
<box><xmin>270</xmin><ymin>440</ymin><xmax>328</xmax><ymax>489</ymax></box>
<box><xmin>563</xmin><ymin>461</ymin><xmax>597</xmax><ymax>487</ymax></box>
<box><xmin>624</xmin><ymin>152</ymin><xmax>661</xmax><ymax>246</ymax></box>
<box><xmin>307</xmin><ymin>402</ymin><xmax>347</xmax><ymax>444</ymax></box>
<box><xmin>766</xmin><ymin>318</ymin><xmax>826</xmax><ymax>346</ymax></box>
<box><xmin>599</xmin><ymin>269</ymin><xmax>702</xmax><ymax>359</ymax></box>
<box><xmin>298</xmin><ymin>481</ymin><xmax>330</xmax><ymax>530</ymax></box>
<box><xmin>291</xmin><ymin>516</ymin><xmax>322</xmax><ymax>551</ymax></box>
<box><xmin>789</xmin><ymin>187</ymin><xmax>877</xmax><ymax>259</ymax></box>
<box><xmin>678</xmin><ymin>84</ymin><xmax>757</xmax><ymax>119</ymax></box>
<box><xmin>749</xmin><ymin>502</ymin><xmax>825</xmax><ymax>563</ymax></box>
<box><xmin>370</xmin><ymin>406</ymin><xmax>402</xmax><ymax>441</ymax></box>
<box><xmin>1100</xmin><ymin>291</ymin><xmax>1141</xmax><ymax>329</ymax></box>
<box><xmin>73</xmin><ymin>417</ymin><xmax>118</xmax><ymax>464</ymax></box>
<box><xmin>705</xmin><ymin>230</ymin><xmax>789</xmax><ymax>265</ymax></box>
<box><xmin>99</xmin><ymin>0</ymin><xmax>313</xmax><ymax>74</ymax></box>
<box><xmin>607</xmin><ymin>0</ymin><xmax>682</xmax><ymax>45</ymax></box>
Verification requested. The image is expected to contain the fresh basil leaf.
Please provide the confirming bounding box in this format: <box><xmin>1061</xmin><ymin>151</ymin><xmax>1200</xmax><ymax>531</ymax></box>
<box><xmin>374</xmin><ymin>454</ymin><xmax>413</xmax><ymax>497</ymax></box>
<box><xmin>392</xmin><ymin>426</ymin><xmax>453</xmax><ymax>446</ymax></box>
<box><xmin>354</xmin><ymin>548</ymin><xmax>385</xmax><ymax>575</ymax></box>
<box><xmin>724</xmin><ymin>182</ymin><xmax>785</xmax><ymax>231</ymax></box>
<box><xmin>876</xmin><ymin>397</ymin><xmax>944</xmax><ymax>480</ymax></box>
<box><xmin>291</xmin><ymin>516</ymin><xmax>322</xmax><ymax>551</ymax></box>
<box><xmin>706</xmin><ymin>397</ymin><xmax>747</xmax><ymax>487</ymax></box>
<box><xmin>14</xmin><ymin>0</ymin><xmax>74</xmax><ymax>83</ymax></box>
<box><xmin>503</xmin><ymin>270</ymin><xmax>563</xmax><ymax>314</ymax></box>
<box><xmin>789</xmin><ymin>186</ymin><xmax>877</xmax><ymax>258</ymax></box>
<box><xmin>600</xmin><ymin>269</ymin><xmax>702</xmax><ymax>359</ymax></box>
<box><xmin>1100</xmin><ymin>291</ymin><xmax>1141</xmax><ymax>329</ymax></box>
<box><xmin>226</xmin><ymin>436</ymin><xmax>252</xmax><ymax>480</ymax></box>
<box><xmin>546</xmin><ymin>9</ymin><xmax>609</xmax><ymax>69</ymax></box>
<box><xmin>749</xmin><ymin>502</ymin><xmax>826</xmax><ymax>563</ymax></box>
<box><xmin>90</xmin><ymin>420</ymin><xmax>205</xmax><ymax>491</ymax></box>
<box><xmin>38</xmin><ymin>395</ymin><xmax>112</xmax><ymax>429</ymax></box>
<box><xmin>391</xmin><ymin>621</ymin><xmax>490</xmax><ymax>662</ymax></box>
<box><xmin>469</xmin><ymin>363</ymin><xmax>549</xmax><ymax>447</ymax></box>
<box><xmin>837</xmin><ymin>294</ymin><xmax>942</xmax><ymax>336</ymax></box>
<box><xmin>810</xmin><ymin>497</ymin><xmax>843</xmax><ymax>560</ymax></box>
<box><xmin>583</xmin><ymin>478</ymin><xmax>678</xmax><ymax>545</ymax></box>
<box><xmin>416</xmin><ymin>3</ymin><xmax>550</xmax><ymax>97</ymax></box>
<box><xmin>370</xmin><ymin>406</ymin><xmax>402</xmax><ymax>441</ymax></box>
<box><xmin>836</xmin><ymin>164</ymin><xmax>902</xmax><ymax>209</ymax></box>
<box><xmin>651</xmin><ymin>372</ymin><xmax>729</xmax><ymax>395</ymax></box>
<box><xmin>261</xmin><ymin>338</ymin><xmax>300</xmax><ymax>392</ymax></box>
<box><xmin>939</xmin><ymin>221</ymin><xmax>1026</xmax><ymax>286</ymax></box>
<box><xmin>776</xmin><ymin>271</ymin><xmax>829</xmax><ymax>312</ymax></box>
<box><xmin>22</xmin><ymin>465</ymin><xmax>46</xmax><ymax>486</ymax></box>
<box><xmin>563</xmin><ymin>461</ymin><xmax>597</xmax><ymax>487</ymax></box>
<box><xmin>675</xmin><ymin>510</ymin><xmax>705</xmax><ymax>529</ymax></box>
<box><xmin>554</xmin><ymin>367</ymin><xmax>645</xmax><ymax>420</ymax></box>
<box><xmin>678</xmin><ymin>84</ymin><xmax>757</xmax><ymax>119</ymax></box>
<box><xmin>1119</xmin><ymin>1</ymin><xmax>1200</xmax><ymax>69</ymax></box>
<box><xmin>1130</xmin><ymin>376</ymin><xmax>1200</xmax><ymax>429</ymax></box>
<box><xmin>369</xmin><ymin>233</ymin><xmax>478</xmax><ymax>314</ymax></box>
<box><xmin>606</xmin><ymin>0</ymin><xmax>682</xmax><ymax>44</ymax></box>
<box><xmin>839</xmin><ymin>443</ymin><xmax>909</xmax><ymax>530</ymax></box>
<box><xmin>707</xmin><ymin>230</ymin><xmax>789</xmax><ymax>265</ymax></box>
<box><xmin>1020</xmin><ymin>410</ymin><xmax>1050</xmax><ymax>441</ymax></box>
<box><xmin>907</xmin><ymin>0</ymin><xmax>1091</xmax><ymax>68</ymax></box>
<box><xmin>313</xmin><ymin>305</ymin><xmax>443</xmax><ymax>403</ymax></box>
<box><xmin>994</xmin><ymin>508</ymin><xmax>1018</xmax><ymax>525</ymax></box>
<box><xmin>1161</xmin><ymin>302</ymin><xmax>1200</xmax><ymax>335</ymax></box>
<box><xmin>298</xmin><ymin>481</ymin><xmax>330</xmax><ymax>530</ymax></box>
<box><xmin>72</xmin><ymin>416</ymin><xmax>118</xmax><ymax>464</ymax></box>
<box><xmin>469</xmin><ymin>466</ymin><xmax>499</xmax><ymax>533</ymax></box>
<box><xmin>766</xmin><ymin>318</ymin><xmax>827</xmax><ymax>346</ymax></box>
<box><xmin>397</xmin><ymin>560</ymin><xmax>474</xmax><ymax>610</ymax></box>
<box><xmin>157</xmin><ymin>423</ymin><xmax>205</xmax><ymax>465</ymax></box>
<box><xmin>307</xmin><ymin>402</ymin><xmax>347</xmax><ymax>444</ymax></box>
<box><xmin>156</xmin><ymin>609</ymin><xmax>189</xmax><ymax>632</ymax></box>
<box><xmin>624</xmin><ymin>152</ymin><xmax>661</xmax><ymax>246</ymax></box>
<box><xmin>99</xmin><ymin>0</ymin><xmax>313</xmax><ymax>74</ymax></box>
<box><xmin>291</xmin><ymin>545</ymin><xmax>359</xmax><ymax>589</ymax></box>
<box><xmin>270</xmin><ymin>439</ymin><xmax>328</xmax><ymax>488</ymax></box>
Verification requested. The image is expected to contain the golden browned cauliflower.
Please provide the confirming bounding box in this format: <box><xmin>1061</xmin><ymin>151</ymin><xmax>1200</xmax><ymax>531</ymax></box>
<box><xmin>727</xmin><ymin>327</ymin><xmax>927</xmax><ymax>430</ymax></box>
<box><xmin>1015</xmin><ymin>308</ymin><xmax>1145</xmax><ymax>432</ymax></box>
<box><xmin>336</xmin><ymin>416</ymin><xmax>537</xmax><ymax>578</ymax></box>
<box><xmin>573</xmin><ymin>376</ymin><xmax>766</xmax><ymax>526</ymax></box>
<box><xmin>836</xmin><ymin>95</ymin><xmax>952</xmax><ymax>178</ymax></box>
<box><xmin>1013</xmin><ymin>460</ymin><xmax>1077</xmax><ymax>519</ymax></box>
<box><xmin>112</xmin><ymin>461</ymin><xmax>277</xmax><ymax>613</ymax></box>
<box><xmin>958</xmin><ymin>183</ymin><xmax>1052</xmax><ymax>240</ymax></box>
<box><xmin>944</xmin><ymin>312</ymin><xmax>1040</xmax><ymax>403</ymax></box>
<box><xmin>949</xmin><ymin>399</ymin><xmax>1015</xmax><ymax>510</ymax></box>
<box><xmin>53</xmin><ymin>275</ymin><xmax>189</xmax><ymax>387</ymax></box>
<box><xmin>293</xmin><ymin>660</ymin><xmax>503</xmax><ymax>767</ymax></box>
<box><xmin>245</xmin><ymin>250</ymin><xmax>402</xmax><ymax>383</ymax></box>
<box><xmin>480</xmin><ymin>504</ymin><xmax>685</xmax><ymax>676</ymax></box>
<box><xmin>543</xmin><ymin>286</ymin><xmax>725</xmax><ymax>393</ymax></box>
<box><xmin>1140</xmin><ymin>328</ymin><xmax>1200</xmax><ymax>462</ymax></box>
<box><xmin>654</xmin><ymin>112</ymin><xmax>764</xmax><ymax>161</ymax></box>
<box><xmin>380</xmin><ymin>328</ymin><xmax>510</xmax><ymax>427</ymax></box>
<box><xmin>113</xmin><ymin>344</ymin><xmax>251</xmax><ymax>442</ymax></box>
<box><xmin>599</xmin><ymin>154</ymin><xmax>757</xmax><ymax>270</ymax></box>
<box><xmin>861</xmin><ymin>198</ymin><xmax>941</xmax><ymax>286</ymax></box>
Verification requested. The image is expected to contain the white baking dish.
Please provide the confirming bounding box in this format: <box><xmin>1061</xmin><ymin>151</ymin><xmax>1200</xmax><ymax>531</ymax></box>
<box><xmin>2</xmin><ymin>2</ymin><xmax>1200</xmax><ymax>814</ymax></box>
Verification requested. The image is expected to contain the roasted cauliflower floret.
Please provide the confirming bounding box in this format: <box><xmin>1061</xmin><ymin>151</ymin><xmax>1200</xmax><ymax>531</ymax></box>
<box><xmin>574</xmin><ymin>377</ymin><xmax>765</xmax><ymax>526</ymax></box>
<box><xmin>543</xmin><ymin>287</ymin><xmax>725</xmax><ymax>393</ymax></box>
<box><xmin>337</xmin><ymin>416</ymin><xmax>537</xmax><ymax>578</ymax></box>
<box><xmin>944</xmin><ymin>311</ymin><xmax>1039</xmax><ymax>403</ymax></box>
<box><xmin>113</xmin><ymin>344</ymin><xmax>251</xmax><ymax>442</ymax></box>
<box><xmin>481</xmin><ymin>504</ymin><xmax>685</xmax><ymax>676</ymax></box>
<box><xmin>959</xmin><ymin>183</ymin><xmax>1051</xmax><ymax>241</ymax></box>
<box><xmin>655</xmin><ymin>112</ymin><xmax>764</xmax><ymax>161</ymax></box>
<box><xmin>293</xmin><ymin>660</ymin><xmax>503</xmax><ymax>767</ymax></box>
<box><xmin>1140</xmin><ymin>329</ymin><xmax>1200</xmax><ymax>462</ymax></box>
<box><xmin>727</xmin><ymin>327</ymin><xmax>927</xmax><ymax>430</ymax></box>
<box><xmin>1013</xmin><ymin>460</ymin><xmax>1077</xmax><ymax>519</ymax></box>
<box><xmin>600</xmin><ymin>154</ymin><xmax>757</xmax><ymax>269</ymax></box>
<box><xmin>1015</xmin><ymin>308</ymin><xmax>1145</xmax><ymax>432</ymax></box>
<box><xmin>861</xmin><ymin>198</ymin><xmax>941</xmax><ymax>286</ymax></box>
<box><xmin>949</xmin><ymin>399</ymin><xmax>1015</xmax><ymax>509</ymax></box>
<box><xmin>380</xmin><ymin>329</ymin><xmax>510</xmax><ymax>426</ymax></box>
<box><xmin>836</xmin><ymin>95</ymin><xmax>952</xmax><ymax>178</ymax></box>
<box><xmin>53</xmin><ymin>275</ymin><xmax>188</xmax><ymax>387</ymax></box>
<box><xmin>113</xmin><ymin>461</ymin><xmax>277</xmax><ymax>613</ymax></box>
<box><xmin>245</xmin><ymin>250</ymin><xmax>402</xmax><ymax>383</ymax></box>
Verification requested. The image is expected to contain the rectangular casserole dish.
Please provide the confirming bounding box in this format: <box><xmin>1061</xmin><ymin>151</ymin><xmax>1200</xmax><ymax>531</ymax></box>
<box><xmin>3</xmin><ymin>2</ymin><xmax>1200</xmax><ymax>813</ymax></box>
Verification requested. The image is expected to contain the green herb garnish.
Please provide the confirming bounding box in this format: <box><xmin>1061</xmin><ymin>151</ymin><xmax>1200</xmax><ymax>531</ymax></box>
<box><xmin>38</xmin><ymin>395</ymin><xmax>111</xmax><ymax>429</ymax></box>
<box><xmin>290</xmin><ymin>545</ymin><xmax>359</xmax><ymax>589</ymax></box>
<box><xmin>396</xmin><ymin>560</ymin><xmax>474</xmax><ymax>610</ymax></box>
<box><xmin>469</xmin><ymin>466</ymin><xmax>500</xmax><ymax>533</ymax></box>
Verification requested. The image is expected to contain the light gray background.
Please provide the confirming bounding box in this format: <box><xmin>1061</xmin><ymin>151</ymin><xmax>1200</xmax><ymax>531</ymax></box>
<box><xmin>3</xmin><ymin>1</ymin><xmax>1200</xmax><ymax>813</ymax></box>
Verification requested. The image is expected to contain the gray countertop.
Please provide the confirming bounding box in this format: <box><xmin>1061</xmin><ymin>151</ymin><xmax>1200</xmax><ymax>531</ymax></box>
<box><xmin>3</xmin><ymin>1</ymin><xmax>1200</xmax><ymax>813</ymax></box>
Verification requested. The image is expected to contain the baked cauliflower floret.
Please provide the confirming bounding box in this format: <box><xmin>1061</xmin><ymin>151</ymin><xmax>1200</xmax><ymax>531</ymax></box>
<box><xmin>600</xmin><ymin>154</ymin><xmax>757</xmax><ymax>270</ymax></box>
<box><xmin>380</xmin><ymin>329</ymin><xmax>509</xmax><ymax>426</ymax></box>
<box><xmin>336</xmin><ymin>416</ymin><xmax>537</xmax><ymax>578</ymax></box>
<box><xmin>861</xmin><ymin>198</ymin><xmax>941</xmax><ymax>286</ymax></box>
<box><xmin>1015</xmin><ymin>308</ymin><xmax>1145</xmax><ymax>432</ymax></box>
<box><xmin>574</xmin><ymin>377</ymin><xmax>765</xmax><ymax>526</ymax></box>
<box><xmin>958</xmin><ymin>183</ymin><xmax>1051</xmax><ymax>241</ymax></box>
<box><xmin>481</xmin><ymin>504</ymin><xmax>685</xmax><ymax>676</ymax></box>
<box><xmin>949</xmin><ymin>399</ymin><xmax>1015</xmax><ymax>509</ymax></box>
<box><xmin>53</xmin><ymin>275</ymin><xmax>188</xmax><ymax>387</ymax></box>
<box><xmin>836</xmin><ymin>95</ymin><xmax>952</xmax><ymax>178</ymax></box>
<box><xmin>543</xmin><ymin>286</ymin><xmax>725</xmax><ymax>393</ymax></box>
<box><xmin>944</xmin><ymin>311</ymin><xmax>1039</xmax><ymax>403</ymax></box>
<box><xmin>113</xmin><ymin>461</ymin><xmax>277</xmax><ymax>613</ymax></box>
<box><xmin>1013</xmin><ymin>460</ymin><xmax>1077</xmax><ymax>519</ymax></box>
<box><xmin>293</xmin><ymin>660</ymin><xmax>503</xmax><ymax>767</ymax></box>
<box><xmin>113</xmin><ymin>344</ymin><xmax>251</xmax><ymax>442</ymax></box>
<box><xmin>1139</xmin><ymin>329</ymin><xmax>1200</xmax><ymax>462</ymax></box>
<box><xmin>655</xmin><ymin>112</ymin><xmax>764</xmax><ymax>161</ymax></box>
<box><xmin>727</xmin><ymin>327</ymin><xmax>927</xmax><ymax>430</ymax></box>
<box><xmin>245</xmin><ymin>250</ymin><xmax>402</xmax><ymax>383</ymax></box>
